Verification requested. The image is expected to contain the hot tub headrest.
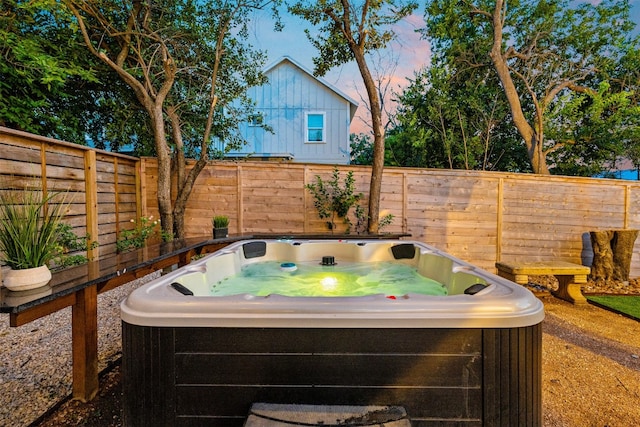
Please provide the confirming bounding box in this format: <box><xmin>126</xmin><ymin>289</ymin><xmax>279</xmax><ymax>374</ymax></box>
<box><xmin>464</xmin><ymin>283</ymin><xmax>488</xmax><ymax>295</ymax></box>
<box><xmin>391</xmin><ymin>243</ymin><xmax>417</xmax><ymax>260</ymax></box>
<box><xmin>170</xmin><ymin>282</ymin><xmax>194</xmax><ymax>296</ymax></box>
<box><xmin>243</xmin><ymin>241</ymin><xmax>267</xmax><ymax>259</ymax></box>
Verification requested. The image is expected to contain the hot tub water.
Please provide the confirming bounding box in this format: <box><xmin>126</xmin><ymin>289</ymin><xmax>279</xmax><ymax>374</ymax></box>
<box><xmin>210</xmin><ymin>260</ymin><xmax>448</xmax><ymax>297</ymax></box>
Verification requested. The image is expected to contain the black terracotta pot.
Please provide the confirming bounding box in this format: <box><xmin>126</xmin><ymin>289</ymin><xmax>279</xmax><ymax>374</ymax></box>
<box><xmin>213</xmin><ymin>227</ymin><xmax>228</xmax><ymax>239</ymax></box>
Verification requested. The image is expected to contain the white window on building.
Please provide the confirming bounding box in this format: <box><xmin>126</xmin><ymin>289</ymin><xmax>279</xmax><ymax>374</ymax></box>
<box><xmin>305</xmin><ymin>112</ymin><xmax>325</xmax><ymax>143</ymax></box>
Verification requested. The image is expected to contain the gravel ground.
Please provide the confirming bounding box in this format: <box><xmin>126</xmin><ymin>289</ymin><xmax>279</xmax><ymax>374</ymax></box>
<box><xmin>2</xmin><ymin>274</ymin><xmax>640</xmax><ymax>427</ymax></box>
<box><xmin>541</xmin><ymin>297</ymin><xmax>640</xmax><ymax>426</ymax></box>
<box><xmin>0</xmin><ymin>273</ymin><xmax>159</xmax><ymax>427</ymax></box>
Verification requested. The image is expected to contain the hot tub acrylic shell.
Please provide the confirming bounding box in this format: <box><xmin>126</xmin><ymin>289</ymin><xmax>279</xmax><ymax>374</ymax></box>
<box><xmin>121</xmin><ymin>239</ymin><xmax>544</xmax><ymax>426</ymax></box>
<box><xmin>121</xmin><ymin>239</ymin><xmax>543</xmax><ymax>329</ymax></box>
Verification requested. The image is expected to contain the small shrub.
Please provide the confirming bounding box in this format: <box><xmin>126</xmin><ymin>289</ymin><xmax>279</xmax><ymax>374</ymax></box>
<box><xmin>353</xmin><ymin>203</ymin><xmax>395</xmax><ymax>235</ymax></box>
<box><xmin>52</xmin><ymin>223</ymin><xmax>98</xmax><ymax>270</ymax></box>
<box><xmin>305</xmin><ymin>168</ymin><xmax>395</xmax><ymax>234</ymax></box>
<box><xmin>117</xmin><ymin>216</ymin><xmax>170</xmax><ymax>252</ymax></box>
<box><xmin>305</xmin><ymin>168</ymin><xmax>363</xmax><ymax>233</ymax></box>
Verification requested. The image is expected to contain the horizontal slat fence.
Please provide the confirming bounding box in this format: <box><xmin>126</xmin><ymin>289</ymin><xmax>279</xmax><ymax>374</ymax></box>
<box><xmin>0</xmin><ymin>127</ymin><xmax>140</xmax><ymax>258</ymax></box>
<box><xmin>142</xmin><ymin>158</ymin><xmax>640</xmax><ymax>277</ymax></box>
<box><xmin>2</xmin><ymin>127</ymin><xmax>638</xmax><ymax>278</ymax></box>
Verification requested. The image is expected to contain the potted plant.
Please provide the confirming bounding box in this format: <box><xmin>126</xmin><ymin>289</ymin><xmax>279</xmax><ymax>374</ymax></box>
<box><xmin>212</xmin><ymin>215</ymin><xmax>229</xmax><ymax>239</ymax></box>
<box><xmin>0</xmin><ymin>187</ymin><xmax>67</xmax><ymax>291</ymax></box>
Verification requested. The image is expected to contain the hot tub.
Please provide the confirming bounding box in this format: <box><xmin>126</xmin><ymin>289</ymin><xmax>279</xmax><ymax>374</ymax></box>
<box><xmin>121</xmin><ymin>239</ymin><xmax>544</xmax><ymax>426</ymax></box>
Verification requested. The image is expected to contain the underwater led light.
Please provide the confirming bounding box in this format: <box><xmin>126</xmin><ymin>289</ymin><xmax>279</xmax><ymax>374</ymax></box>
<box><xmin>320</xmin><ymin>276</ymin><xmax>338</xmax><ymax>290</ymax></box>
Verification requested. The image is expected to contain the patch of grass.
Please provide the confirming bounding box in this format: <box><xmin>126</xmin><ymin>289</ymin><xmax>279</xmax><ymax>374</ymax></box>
<box><xmin>587</xmin><ymin>295</ymin><xmax>640</xmax><ymax>321</ymax></box>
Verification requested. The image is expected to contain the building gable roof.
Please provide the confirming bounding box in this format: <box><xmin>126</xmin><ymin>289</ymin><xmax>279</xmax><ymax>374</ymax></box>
<box><xmin>264</xmin><ymin>56</ymin><xmax>359</xmax><ymax>120</ymax></box>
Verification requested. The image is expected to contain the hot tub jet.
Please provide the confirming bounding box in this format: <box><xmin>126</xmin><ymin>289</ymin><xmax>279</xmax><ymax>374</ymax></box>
<box><xmin>321</xmin><ymin>255</ymin><xmax>336</xmax><ymax>266</ymax></box>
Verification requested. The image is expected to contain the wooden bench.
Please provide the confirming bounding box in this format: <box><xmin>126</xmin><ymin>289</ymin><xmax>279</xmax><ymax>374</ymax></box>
<box><xmin>496</xmin><ymin>261</ymin><xmax>591</xmax><ymax>305</ymax></box>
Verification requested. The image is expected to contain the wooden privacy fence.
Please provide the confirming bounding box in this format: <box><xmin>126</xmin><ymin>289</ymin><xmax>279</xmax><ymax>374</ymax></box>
<box><xmin>0</xmin><ymin>127</ymin><xmax>140</xmax><ymax>258</ymax></box>
<box><xmin>142</xmin><ymin>158</ymin><xmax>640</xmax><ymax>276</ymax></box>
<box><xmin>2</xmin><ymin>127</ymin><xmax>639</xmax><ymax>278</ymax></box>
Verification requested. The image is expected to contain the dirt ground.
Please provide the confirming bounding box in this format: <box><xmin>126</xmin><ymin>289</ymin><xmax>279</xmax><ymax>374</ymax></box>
<box><xmin>31</xmin><ymin>281</ymin><xmax>640</xmax><ymax>427</ymax></box>
<box><xmin>541</xmin><ymin>297</ymin><xmax>640</xmax><ymax>426</ymax></box>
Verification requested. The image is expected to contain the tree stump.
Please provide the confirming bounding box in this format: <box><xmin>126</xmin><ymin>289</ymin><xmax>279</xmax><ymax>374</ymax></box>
<box><xmin>589</xmin><ymin>229</ymin><xmax>638</xmax><ymax>282</ymax></box>
<box><xmin>612</xmin><ymin>229</ymin><xmax>639</xmax><ymax>281</ymax></box>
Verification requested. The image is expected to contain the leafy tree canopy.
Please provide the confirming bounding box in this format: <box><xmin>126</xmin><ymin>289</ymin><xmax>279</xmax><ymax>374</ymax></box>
<box><xmin>349</xmin><ymin>133</ymin><xmax>374</xmax><ymax>165</ymax></box>
<box><xmin>60</xmin><ymin>0</ymin><xmax>281</xmax><ymax>238</ymax></box>
<box><xmin>0</xmin><ymin>0</ymin><xmax>158</xmax><ymax>151</ymax></box>
<box><xmin>0</xmin><ymin>0</ymin><xmax>96</xmax><ymax>136</ymax></box>
<box><xmin>420</xmin><ymin>0</ymin><xmax>639</xmax><ymax>176</ymax></box>
<box><xmin>389</xmin><ymin>62</ymin><xmax>529</xmax><ymax>171</ymax></box>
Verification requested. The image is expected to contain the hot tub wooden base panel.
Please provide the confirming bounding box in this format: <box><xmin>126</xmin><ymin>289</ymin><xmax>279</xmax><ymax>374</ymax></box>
<box><xmin>122</xmin><ymin>324</ymin><xmax>541</xmax><ymax>427</ymax></box>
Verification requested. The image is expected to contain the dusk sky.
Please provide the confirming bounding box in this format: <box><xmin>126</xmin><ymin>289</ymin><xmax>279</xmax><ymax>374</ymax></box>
<box><xmin>248</xmin><ymin>2</ymin><xmax>640</xmax><ymax>135</ymax></box>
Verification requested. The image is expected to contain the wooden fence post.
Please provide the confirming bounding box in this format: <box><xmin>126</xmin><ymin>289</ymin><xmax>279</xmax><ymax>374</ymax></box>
<box><xmin>496</xmin><ymin>177</ymin><xmax>504</xmax><ymax>263</ymax></box>
<box><xmin>84</xmin><ymin>151</ymin><xmax>99</xmax><ymax>260</ymax></box>
<box><xmin>237</xmin><ymin>165</ymin><xmax>243</xmax><ymax>234</ymax></box>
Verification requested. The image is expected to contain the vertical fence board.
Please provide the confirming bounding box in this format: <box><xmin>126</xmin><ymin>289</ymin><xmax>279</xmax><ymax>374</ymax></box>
<box><xmin>84</xmin><ymin>151</ymin><xmax>98</xmax><ymax>259</ymax></box>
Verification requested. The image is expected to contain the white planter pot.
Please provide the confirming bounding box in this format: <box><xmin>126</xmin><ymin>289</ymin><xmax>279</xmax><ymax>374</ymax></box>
<box><xmin>3</xmin><ymin>265</ymin><xmax>52</xmax><ymax>292</ymax></box>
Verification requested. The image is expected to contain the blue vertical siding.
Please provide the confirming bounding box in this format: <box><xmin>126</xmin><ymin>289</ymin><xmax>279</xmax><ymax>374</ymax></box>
<box><xmin>228</xmin><ymin>57</ymin><xmax>357</xmax><ymax>164</ymax></box>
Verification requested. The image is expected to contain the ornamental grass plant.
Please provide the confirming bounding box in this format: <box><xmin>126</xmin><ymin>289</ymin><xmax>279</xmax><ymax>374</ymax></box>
<box><xmin>212</xmin><ymin>215</ymin><xmax>229</xmax><ymax>228</ymax></box>
<box><xmin>0</xmin><ymin>187</ymin><xmax>68</xmax><ymax>270</ymax></box>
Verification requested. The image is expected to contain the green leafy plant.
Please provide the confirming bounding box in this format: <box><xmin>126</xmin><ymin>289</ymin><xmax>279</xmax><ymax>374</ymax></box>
<box><xmin>0</xmin><ymin>187</ymin><xmax>68</xmax><ymax>269</ymax></box>
<box><xmin>305</xmin><ymin>168</ymin><xmax>364</xmax><ymax>233</ymax></box>
<box><xmin>212</xmin><ymin>215</ymin><xmax>229</xmax><ymax>228</ymax></box>
<box><xmin>353</xmin><ymin>204</ymin><xmax>395</xmax><ymax>235</ymax></box>
<box><xmin>306</xmin><ymin>168</ymin><xmax>395</xmax><ymax>234</ymax></box>
<box><xmin>52</xmin><ymin>223</ymin><xmax>99</xmax><ymax>270</ymax></box>
<box><xmin>116</xmin><ymin>215</ymin><xmax>170</xmax><ymax>253</ymax></box>
<box><xmin>379</xmin><ymin>213</ymin><xmax>395</xmax><ymax>230</ymax></box>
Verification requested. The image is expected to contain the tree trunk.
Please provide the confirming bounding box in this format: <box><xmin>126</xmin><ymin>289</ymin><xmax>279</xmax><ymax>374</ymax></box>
<box><xmin>172</xmin><ymin>158</ymin><xmax>207</xmax><ymax>239</ymax></box>
<box><xmin>152</xmin><ymin>108</ymin><xmax>174</xmax><ymax>239</ymax></box>
<box><xmin>352</xmin><ymin>47</ymin><xmax>384</xmax><ymax>234</ymax></box>
<box><xmin>590</xmin><ymin>230</ymin><xmax>638</xmax><ymax>282</ymax></box>
<box><xmin>488</xmin><ymin>0</ymin><xmax>550</xmax><ymax>175</ymax></box>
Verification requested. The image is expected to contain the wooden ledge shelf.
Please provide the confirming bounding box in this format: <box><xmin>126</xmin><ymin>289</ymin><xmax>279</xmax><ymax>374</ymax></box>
<box><xmin>1</xmin><ymin>237</ymin><xmax>232</xmax><ymax>402</ymax></box>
